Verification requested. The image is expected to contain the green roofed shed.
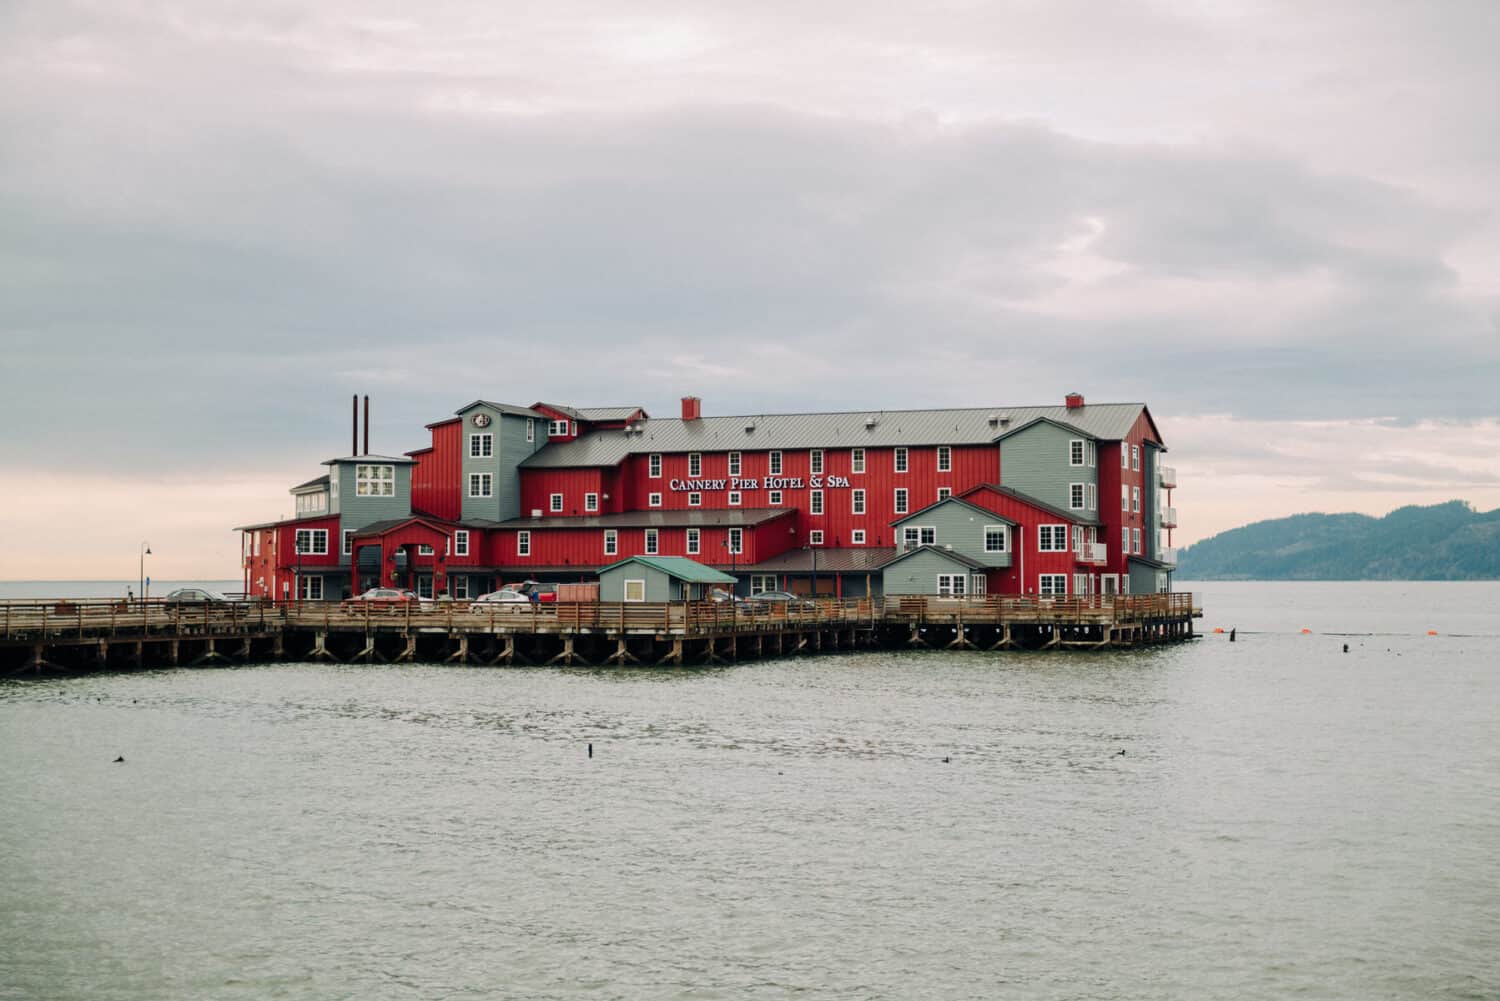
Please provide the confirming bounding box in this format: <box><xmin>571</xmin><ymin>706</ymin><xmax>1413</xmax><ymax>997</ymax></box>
<box><xmin>597</xmin><ymin>556</ymin><xmax>736</xmax><ymax>603</ymax></box>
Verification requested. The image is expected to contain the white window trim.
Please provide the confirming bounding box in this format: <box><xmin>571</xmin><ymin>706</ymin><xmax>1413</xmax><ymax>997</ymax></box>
<box><xmin>769</xmin><ymin>489</ymin><xmax>783</xmax><ymax>506</ymax></box>
<box><xmin>355</xmin><ymin>464</ymin><xmax>395</xmax><ymax>497</ymax></box>
<box><xmin>294</xmin><ymin>529</ymin><xmax>329</xmax><ymax>555</ymax></box>
<box><xmin>852</xmin><ymin>488</ymin><xmax>866</xmax><ymax>515</ymax></box>
<box><xmin>750</xmin><ymin>574</ymin><xmax>775</xmax><ymax>595</ymax></box>
<box><xmin>937</xmin><ymin>445</ymin><xmax>951</xmax><ymax>472</ymax></box>
<box><xmin>688</xmin><ymin>452</ymin><xmax>702</xmax><ymax>477</ymax></box>
<box><xmin>517</xmin><ymin>531</ymin><xmax>531</xmax><ymax>557</ymax></box>
<box><xmin>686</xmin><ymin>528</ymin><xmax>700</xmax><ymax>555</ymax></box>
<box><xmin>1039</xmin><ymin>524</ymin><xmax>1068</xmax><ymax>552</ymax></box>
<box><xmin>342</xmin><ymin>530</ymin><xmax>354</xmax><ymax>556</ymax></box>
<box><xmin>452</xmin><ymin>577</ymin><xmax>469</xmax><ymax>599</ymax></box>
<box><xmin>983</xmin><ymin>525</ymin><xmax>1007</xmax><ymax>554</ymax></box>
<box><xmin>526</xmin><ymin>418</ymin><xmax>535</xmax><ymax>443</ymax></box>
<box><xmin>1039</xmin><ymin>573</ymin><xmax>1068</xmax><ymax>596</ymax></box>
<box><xmin>298</xmin><ymin>576</ymin><xmax>323</xmax><ymax>600</ymax></box>
<box><xmin>851</xmin><ymin>529</ymin><xmax>866</xmax><ymax>545</ymax></box>
<box><xmin>648</xmin><ymin>454</ymin><xmax>662</xmax><ymax>478</ymax></box>
<box><xmin>644</xmin><ymin>529</ymin><xmax>659</xmax><ymax>555</ymax></box>
<box><xmin>937</xmin><ymin>574</ymin><xmax>966</xmax><ymax>597</ymax></box>
<box><xmin>810</xmin><ymin>449</ymin><xmax>824</xmax><ymax>475</ymax></box>
<box><xmin>1132</xmin><ymin>486</ymin><xmax>1141</xmax><ymax>513</ymax></box>
<box><xmin>728</xmin><ymin>491</ymin><xmax>742</xmax><ymax>506</ymax></box>
<box><xmin>469</xmin><ymin>473</ymin><xmax>492</xmax><ymax>498</ymax></box>
<box><xmin>728</xmin><ymin>452</ymin><xmax>741</xmax><ymax>476</ymax></box>
<box><xmin>623</xmin><ymin>579</ymin><xmax>646</xmax><ymax>603</ymax></box>
<box><xmin>727</xmin><ymin>528</ymin><xmax>743</xmax><ymax>555</ymax></box>
<box><xmin>604</xmin><ymin>529</ymin><xmax>618</xmax><ymax>556</ymax></box>
<box><xmin>454</xmin><ymin>530</ymin><xmax>469</xmax><ymax>557</ymax></box>
<box><xmin>688</xmin><ymin>492</ymin><xmax>702</xmax><ymax>507</ymax></box>
<box><xmin>550</xmin><ymin>493</ymin><xmax>563</xmax><ymax>513</ymax></box>
<box><xmin>1132</xmin><ymin>445</ymin><xmax>1141</xmax><ymax>471</ymax></box>
<box><xmin>894</xmin><ymin>447</ymin><xmax>908</xmax><ymax>473</ymax></box>
<box><xmin>809</xmin><ymin>530</ymin><xmax>824</xmax><ymax>545</ymax></box>
<box><xmin>1086</xmin><ymin>483</ymin><xmax>1096</xmax><ymax>510</ymax></box>
<box><xmin>851</xmin><ymin>448</ymin><xmax>865</xmax><ymax>474</ymax></box>
<box><xmin>918</xmin><ymin>526</ymin><xmax>936</xmax><ymax>546</ymax></box>
<box><xmin>418</xmin><ymin>543</ymin><xmax>434</xmax><ymax>556</ymax></box>
<box><xmin>469</xmin><ymin>433</ymin><xmax>493</xmax><ymax>458</ymax></box>
<box><xmin>584</xmin><ymin>493</ymin><xmax>599</xmax><ymax>512</ymax></box>
<box><xmin>937</xmin><ymin>487</ymin><xmax>952</xmax><ymax>502</ymax></box>
<box><xmin>648</xmin><ymin>492</ymin><xmax>662</xmax><ymax>508</ymax></box>
<box><xmin>1070</xmin><ymin>483</ymin><xmax>1087</xmax><ymax>510</ymax></box>
<box><xmin>894</xmin><ymin>487</ymin><xmax>909</xmax><ymax>514</ymax></box>
<box><xmin>1070</xmin><ymin>440</ymin><xmax>1086</xmax><ymax>466</ymax></box>
<box><xmin>810</xmin><ymin>489</ymin><xmax>823</xmax><ymax>515</ymax></box>
<box><xmin>1122</xmin><ymin>446</ymin><xmax>1130</xmax><ymax>469</ymax></box>
<box><xmin>769</xmin><ymin>451</ymin><xmax>783</xmax><ymax>475</ymax></box>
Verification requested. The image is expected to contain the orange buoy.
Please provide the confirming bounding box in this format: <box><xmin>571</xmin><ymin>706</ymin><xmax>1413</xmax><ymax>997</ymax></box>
<box><xmin>1300</xmin><ymin>628</ymin><xmax>1312</xmax><ymax>634</ymax></box>
<box><xmin>1213</xmin><ymin>627</ymin><xmax>1224</xmax><ymax>634</ymax></box>
<box><xmin>1427</xmin><ymin>630</ymin><xmax>1438</xmax><ymax>636</ymax></box>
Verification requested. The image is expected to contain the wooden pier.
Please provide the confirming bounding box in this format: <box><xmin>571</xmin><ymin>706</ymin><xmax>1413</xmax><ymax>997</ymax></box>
<box><xmin>0</xmin><ymin>593</ymin><xmax>1200</xmax><ymax>673</ymax></box>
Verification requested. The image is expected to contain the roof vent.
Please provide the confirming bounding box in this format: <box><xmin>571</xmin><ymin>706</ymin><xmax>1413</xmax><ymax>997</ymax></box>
<box><xmin>530</xmin><ymin>509</ymin><xmax>542</xmax><ymax>518</ymax></box>
<box><xmin>744</xmin><ymin>419</ymin><xmax>756</xmax><ymax>433</ymax></box>
<box><xmin>864</xmin><ymin>415</ymin><xmax>878</xmax><ymax>429</ymax></box>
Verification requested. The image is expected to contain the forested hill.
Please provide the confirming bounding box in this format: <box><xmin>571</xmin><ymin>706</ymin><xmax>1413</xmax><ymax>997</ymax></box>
<box><xmin>1175</xmin><ymin>501</ymin><xmax>1500</xmax><ymax>580</ymax></box>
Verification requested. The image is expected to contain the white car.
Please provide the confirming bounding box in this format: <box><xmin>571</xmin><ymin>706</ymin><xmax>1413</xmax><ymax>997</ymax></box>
<box><xmin>469</xmin><ymin>589</ymin><xmax>534</xmax><ymax>613</ymax></box>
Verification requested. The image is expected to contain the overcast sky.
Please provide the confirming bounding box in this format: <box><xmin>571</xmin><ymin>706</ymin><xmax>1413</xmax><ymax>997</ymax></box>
<box><xmin>3</xmin><ymin>0</ymin><xmax>1498</xmax><ymax>579</ymax></box>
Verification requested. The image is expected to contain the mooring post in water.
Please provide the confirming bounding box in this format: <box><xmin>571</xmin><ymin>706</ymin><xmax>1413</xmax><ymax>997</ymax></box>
<box><xmin>588</xmin><ymin>743</ymin><xmax>593</xmax><ymax>759</ymax></box>
<box><xmin>1229</xmin><ymin>628</ymin><xmax>1236</xmax><ymax>642</ymax></box>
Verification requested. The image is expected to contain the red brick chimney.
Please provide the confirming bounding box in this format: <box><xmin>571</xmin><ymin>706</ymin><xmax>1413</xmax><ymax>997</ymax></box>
<box><xmin>1065</xmin><ymin>392</ymin><xmax>1085</xmax><ymax>409</ymax></box>
<box><xmin>681</xmin><ymin>396</ymin><xmax>702</xmax><ymax>421</ymax></box>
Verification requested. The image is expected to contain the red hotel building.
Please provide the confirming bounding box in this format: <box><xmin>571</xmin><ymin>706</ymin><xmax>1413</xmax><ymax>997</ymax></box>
<box><xmin>237</xmin><ymin>394</ymin><xmax>1178</xmax><ymax>601</ymax></box>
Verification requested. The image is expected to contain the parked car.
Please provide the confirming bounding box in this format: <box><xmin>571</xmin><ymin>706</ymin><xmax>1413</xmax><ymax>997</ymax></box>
<box><xmin>752</xmin><ymin>590</ymin><xmax>819</xmax><ymax>611</ymax></box>
<box><xmin>503</xmin><ymin>580</ymin><xmax>557</xmax><ymax>603</ymax></box>
<box><xmin>163</xmin><ymin>587</ymin><xmax>231</xmax><ymax>605</ymax></box>
<box><xmin>468</xmin><ymin>589</ymin><xmax>535</xmax><ymax>613</ymax></box>
<box><xmin>345</xmin><ymin>587</ymin><xmax>419</xmax><ymax>607</ymax></box>
<box><xmin>707</xmin><ymin>588</ymin><xmax>767</xmax><ymax>613</ymax></box>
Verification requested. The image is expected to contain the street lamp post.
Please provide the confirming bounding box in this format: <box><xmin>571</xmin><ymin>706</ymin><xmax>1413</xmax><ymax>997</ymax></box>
<box><xmin>295</xmin><ymin>536</ymin><xmax>304</xmax><ymax>605</ymax></box>
<box><xmin>138</xmin><ymin>542</ymin><xmax>151</xmax><ymax>604</ymax></box>
<box><xmin>804</xmin><ymin>543</ymin><xmax>817</xmax><ymax>602</ymax></box>
<box><xmin>722</xmin><ymin>538</ymin><xmax>737</xmax><ymax>591</ymax></box>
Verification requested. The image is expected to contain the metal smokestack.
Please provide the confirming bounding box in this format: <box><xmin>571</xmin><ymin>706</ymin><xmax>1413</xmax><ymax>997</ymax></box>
<box><xmin>363</xmin><ymin>395</ymin><xmax>370</xmax><ymax>456</ymax></box>
<box><xmin>352</xmin><ymin>394</ymin><xmax>358</xmax><ymax>456</ymax></box>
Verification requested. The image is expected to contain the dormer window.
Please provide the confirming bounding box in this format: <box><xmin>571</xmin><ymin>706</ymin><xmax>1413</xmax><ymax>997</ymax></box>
<box><xmin>355</xmin><ymin>465</ymin><xmax>394</xmax><ymax>497</ymax></box>
<box><xmin>548</xmin><ymin>420</ymin><xmax>570</xmax><ymax>437</ymax></box>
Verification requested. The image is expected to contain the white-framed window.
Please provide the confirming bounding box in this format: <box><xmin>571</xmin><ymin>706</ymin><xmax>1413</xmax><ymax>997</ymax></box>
<box><xmin>728</xmin><ymin>452</ymin><xmax>741</xmax><ymax>476</ymax></box>
<box><xmin>469</xmin><ymin>473</ymin><xmax>492</xmax><ymax>498</ymax></box>
<box><xmin>1072</xmin><ymin>526</ymin><xmax>1084</xmax><ymax>554</ymax></box>
<box><xmin>1038</xmin><ymin>525</ymin><xmax>1068</xmax><ymax>552</ymax></box>
<box><xmin>649</xmin><ymin>454</ymin><xmax>662</xmax><ymax>478</ymax></box>
<box><xmin>919</xmin><ymin>526</ymin><xmax>936</xmax><ymax>545</ymax></box>
<box><xmin>253</xmin><ymin>533</ymin><xmax>260</xmax><ymax>557</ymax></box>
<box><xmin>1087</xmin><ymin>484</ymin><xmax>1097</xmax><ymax>510</ymax></box>
<box><xmin>1132</xmin><ymin>445</ymin><xmax>1140</xmax><ymax>471</ymax></box>
<box><xmin>894</xmin><ymin>447</ymin><xmax>908</xmax><ymax>473</ymax></box>
<box><xmin>809</xmin><ymin>530</ymin><xmax>824</xmax><ymax>545</ymax></box>
<box><xmin>571</xmin><ymin>421</ymin><xmax>578</xmax><ymax>436</ymax></box>
<box><xmin>1133</xmin><ymin>527</ymin><xmax>1142</xmax><ymax>554</ymax></box>
<box><xmin>1070</xmin><ymin>483</ymin><xmax>1086</xmax><ymax>510</ymax></box>
<box><xmin>548</xmin><ymin>419</ymin><xmax>570</xmax><ymax>437</ymax></box>
<box><xmin>971</xmin><ymin>574</ymin><xmax>987</xmax><ymax>596</ymax></box>
<box><xmin>418</xmin><ymin>543</ymin><xmax>434</xmax><ymax>556</ymax></box>
<box><xmin>688</xmin><ymin>452</ymin><xmax>702</xmax><ymax>477</ymax></box>
<box><xmin>585</xmin><ymin>493</ymin><xmax>599</xmax><ymax>512</ymax></box>
<box><xmin>902</xmin><ymin>526</ymin><xmax>920</xmax><ymax>547</ymax></box>
<box><xmin>294</xmin><ymin>529</ymin><xmax>329</xmax><ymax>555</ymax></box>
<box><xmin>727</xmin><ymin>528</ymin><xmax>743</xmax><ymax>554</ymax></box>
<box><xmin>769</xmin><ymin>489</ymin><xmax>783</xmax><ymax>505</ymax></box>
<box><xmin>1132</xmin><ymin>486</ymin><xmax>1141</xmax><ymax>513</ymax></box>
<box><xmin>1122</xmin><ymin>527</ymin><xmax>1130</xmax><ymax>553</ymax></box>
<box><xmin>648</xmin><ymin>492</ymin><xmax>662</xmax><ymax>508</ymax></box>
<box><xmin>356</xmin><ymin>464</ymin><xmax>394</xmax><ymax>497</ymax></box>
<box><xmin>1070</xmin><ymin>440</ymin><xmax>1086</xmax><ymax>466</ymax></box>
<box><xmin>342</xmin><ymin>530</ymin><xmax>354</xmax><ymax>556</ymax></box>
<box><xmin>1121</xmin><ymin>575</ymin><xmax>1131</xmax><ymax>595</ymax></box>
<box><xmin>894</xmin><ymin>488</ymin><xmax>908</xmax><ymax>514</ymax></box>
<box><xmin>852</xmin><ymin>489</ymin><xmax>866</xmax><ymax>514</ymax></box>
<box><xmin>937</xmin><ymin>445</ymin><xmax>951</xmax><ymax>472</ymax></box>
<box><xmin>526</xmin><ymin>418</ymin><xmax>535</xmax><ymax>443</ymax></box>
<box><xmin>1088</xmin><ymin>441</ymin><xmax>1097</xmax><ymax>467</ymax></box>
<box><xmin>851</xmin><ymin>529</ymin><xmax>866</xmax><ymax>545</ymax></box>
<box><xmin>298</xmin><ymin>576</ymin><xmax>323</xmax><ymax>600</ymax></box>
<box><xmin>623</xmin><ymin>579</ymin><xmax>646</xmax><ymax>603</ymax></box>
<box><xmin>550</xmin><ymin>493</ymin><xmax>563</xmax><ymax>513</ymax></box>
<box><xmin>851</xmin><ymin>448</ymin><xmax>865</xmax><ymax>474</ymax></box>
<box><xmin>937</xmin><ymin>487</ymin><xmax>952</xmax><ymax>502</ymax></box>
<box><xmin>469</xmin><ymin>433</ymin><xmax>492</xmax><ymax>458</ymax></box>
<box><xmin>687</xmin><ymin>528</ymin><xmax>700</xmax><ymax>555</ymax></box>
<box><xmin>1039</xmin><ymin>574</ymin><xmax>1067</xmax><ymax>596</ymax></box>
<box><xmin>452</xmin><ymin>577</ymin><xmax>469</xmax><ymax>599</ymax></box>
<box><xmin>517</xmin><ymin>531</ymin><xmax>531</xmax><ymax>556</ymax></box>
<box><xmin>1122</xmin><ymin>446</ymin><xmax>1130</xmax><ymax>469</ymax></box>
<box><xmin>1074</xmin><ymin>573</ymin><xmax>1091</xmax><ymax>596</ymax></box>
<box><xmin>688</xmin><ymin>492</ymin><xmax>702</xmax><ymax>507</ymax></box>
<box><xmin>810</xmin><ymin>489</ymin><xmax>823</xmax><ymax>515</ymax></box>
<box><xmin>810</xmin><ymin>449</ymin><xmax>824</xmax><ymax>475</ymax></box>
<box><xmin>1122</xmin><ymin>485</ymin><xmax>1130</xmax><ymax>511</ymax></box>
<box><xmin>984</xmin><ymin>525</ymin><xmax>1007</xmax><ymax>553</ymax></box>
<box><xmin>604</xmin><ymin>530</ymin><xmax>618</xmax><ymax>556</ymax></box>
<box><xmin>728</xmin><ymin>491</ymin><xmax>742</xmax><ymax>506</ymax></box>
<box><xmin>750</xmin><ymin>574</ymin><xmax>775</xmax><ymax>595</ymax></box>
<box><xmin>454</xmin><ymin>531</ymin><xmax>469</xmax><ymax>556</ymax></box>
<box><xmin>644</xmin><ymin>529</ymin><xmax>658</xmax><ymax>555</ymax></box>
<box><xmin>937</xmin><ymin>574</ymin><xmax>967</xmax><ymax>597</ymax></box>
<box><xmin>294</xmin><ymin>492</ymin><xmax>327</xmax><ymax>515</ymax></box>
<box><xmin>769</xmin><ymin>451</ymin><xmax>783</xmax><ymax>475</ymax></box>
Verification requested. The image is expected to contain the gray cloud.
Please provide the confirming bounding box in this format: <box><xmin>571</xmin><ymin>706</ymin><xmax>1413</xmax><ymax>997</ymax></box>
<box><xmin>1</xmin><ymin>0</ymin><xmax>1497</xmax><ymax>480</ymax></box>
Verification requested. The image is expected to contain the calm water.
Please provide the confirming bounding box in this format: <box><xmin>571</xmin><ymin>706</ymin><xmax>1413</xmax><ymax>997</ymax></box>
<box><xmin>1</xmin><ymin>582</ymin><xmax>1496</xmax><ymax>1000</ymax></box>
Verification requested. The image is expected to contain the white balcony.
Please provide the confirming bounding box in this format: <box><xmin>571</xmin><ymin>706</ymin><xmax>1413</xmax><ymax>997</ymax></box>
<box><xmin>1160</xmin><ymin>507</ymin><xmax>1178</xmax><ymax>529</ymax></box>
<box><xmin>1077</xmin><ymin>541</ymin><xmax>1107</xmax><ymax>564</ymax></box>
<box><xmin>1159</xmin><ymin>546</ymin><xmax>1179</xmax><ymax>565</ymax></box>
<box><xmin>1159</xmin><ymin>465</ymin><xmax>1177</xmax><ymax>489</ymax></box>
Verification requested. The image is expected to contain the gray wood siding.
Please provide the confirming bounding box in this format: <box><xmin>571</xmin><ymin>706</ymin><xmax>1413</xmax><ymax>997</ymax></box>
<box><xmin>333</xmin><ymin>461</ymin><xmax>413</xmax><ymax>533</ymax></box>
<box><xmin>1143</xmin><ymin>443</ymin><xmax>1161</xmax><ymax>560</ymax></box>
<box><xmin>1127</xmin><ymin>559</ymin><xmax>1168</xmax><ymax>594</ymax></box>
<box><xmin>599</xmin><ymin>564</ymin><xmax>673</xmax><ymax>602</ymax></box>
<box><xmin>461</xmin><ymin>408</ymin><xmax>545</xmax><ymax>522</ymax></box>
<box><xmin>882</xmin><ymin>549</ymin><xmax>975</xmax><ymax>596</ymax></box>
<box><xmin>895</xmin><ymin>501</ymin><xmax>1012</xmax><ymax>567</ymax></box>
<box><xmin>1000</xmin><ymin>422</ymin><xmax>1096</xmax><ymax>515</ymax></box>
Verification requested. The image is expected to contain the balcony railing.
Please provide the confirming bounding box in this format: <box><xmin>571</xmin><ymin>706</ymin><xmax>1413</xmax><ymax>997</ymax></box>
<box><xmin>1076</xmin><ymin>541</ymin><xmax>1107</xmax><ymax>564</ymax></box>
<box><xmin>1159</xmin><ymin>465</ymin><xmax>1177</xmax><ymax>489</ymax></box>
<box><xmin>1160</xmin><ymin>507</ymin><xmax>1178</xmax><ymax>528</ymax></box>
<box><xmin>1159</xmin><ymin>546</ymin><xmax>1179</xmax><ymax>565</ymax></box>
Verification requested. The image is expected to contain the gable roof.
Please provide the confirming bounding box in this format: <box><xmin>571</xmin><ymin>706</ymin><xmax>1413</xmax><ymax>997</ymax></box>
<box><xmin>597</xmin><ymin>555</ymin><xmax>736</xmax><ymax>583</ymax></box>
<box><xmin>349</xmin><ymin>515</ymin><xmax>456</xmax><ymax>538</ymax></box>
<box><xmin>959</xmin><ymin>483</ymin><xmax>1101</xmax><ymax>527</ymax></box>
<box><xmin>892</xmin><ymin>495</ymin><xmax>1019</xmax><ymax>527</ymax></box>
<box><xmin>289</xmin><ymin>474</ymin><xmax>330</xmax><ymax>493</ymax></box>
<box><xmin>993</xmin><ymin>415</ymin><xmax>1095</xmax><ymax>443</ymax></box>
<box><xmin>879</xmin><ymin>544</ymin><xmax>990</xmax><ymax>572</ymax></box>
<box><xmin>321</xmin><ymin>454</ymin><xmax>416</xmax><ymax>466</ymax></box>
<box><xmin>520</xmin><ymin>402</ymin><xmax>1153</xmax><ymax>468</ymax></box>
<box><xmin>454</xmin><ymin>400</ymin><xmax>547</xmax><ymax>419</ymax></box>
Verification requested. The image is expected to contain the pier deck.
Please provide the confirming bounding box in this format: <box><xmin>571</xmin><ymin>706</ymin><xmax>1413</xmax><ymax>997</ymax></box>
<box><xmin>1</xmin><ymin>593</ymin><xmax>1200</xmax><ymax>672</ymax></box>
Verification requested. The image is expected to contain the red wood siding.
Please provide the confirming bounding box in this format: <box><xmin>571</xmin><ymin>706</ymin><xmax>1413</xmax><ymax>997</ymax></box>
<box><xmin>411</xmin><ymin>420</ymin><xmax>462</xmax><ymax>520</ymax></box>
<box><xmin>960</xmin><ymin>489</ymin><xmax>1088</xmax><ymax>596</ymax></box>
<box><xmin>489</xmin><ymin>520</ymin><xmax>787</xmax><ymax>569</ymax></box>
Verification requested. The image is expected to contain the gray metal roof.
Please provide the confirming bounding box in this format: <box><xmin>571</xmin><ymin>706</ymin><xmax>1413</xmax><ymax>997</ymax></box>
<box><xmin>289</xmin><ymin>474</ymin><xmax>330</xmax><ymax>493</ymax></box>
<box><xmin>492</xmin><ymin>508</ymin><xmax>796</xmax><ymax>530</ymax></box>
<box><xmin>535</xmin><ymin>403</ymin><xmax>646</xmax><ymax>422</ymax></box>
<box><xmin>880</xmin><ymin>544</ymin><xmax>991</xmax><ymax>572</ymax></box>
<box><xmin>726</xmin><ymin>547</ymin><xmax>898</xmax><ymax>574</ymax></box>
<box><xmin>520</xmin><ymin>402</ymin><xmax>1152</xmax><ymax>468</ymax></box>
<box><xmin>892</xmin><ymin>496</ymin><xmax>1018</xmax><ymax>527</ymax></box>
<box><xmin>231</xmin><ymin>513</ymin><xmax>339</xmax><ymax>532</ymax></box>
<box><xmin>320</xmin><ymin>454</ymin><xmax>417</xmax><ymax>466</ymax></box>
<box><xmin>961</xmin><ymin>483</ymin><xmax>1101</xmax><ymax>527</ymax></box>
<box><xmin>454</xmin><ymin>400</ymin><xmax>547</xmax><ymax>419</ymax></box>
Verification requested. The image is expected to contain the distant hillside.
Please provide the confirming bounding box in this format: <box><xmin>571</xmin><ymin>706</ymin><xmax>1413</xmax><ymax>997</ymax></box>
<box><xmin>1176</xmin><ymin>501</ymin><xmax>1500</xmax><ymax>580</ymax></box>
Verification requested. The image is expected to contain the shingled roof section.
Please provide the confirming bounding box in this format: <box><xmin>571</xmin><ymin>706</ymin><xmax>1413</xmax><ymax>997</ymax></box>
<box><xmin>520</xmin><ymin>402</ymin><xmax>1153</xmax><ymax>468</ymax></box>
